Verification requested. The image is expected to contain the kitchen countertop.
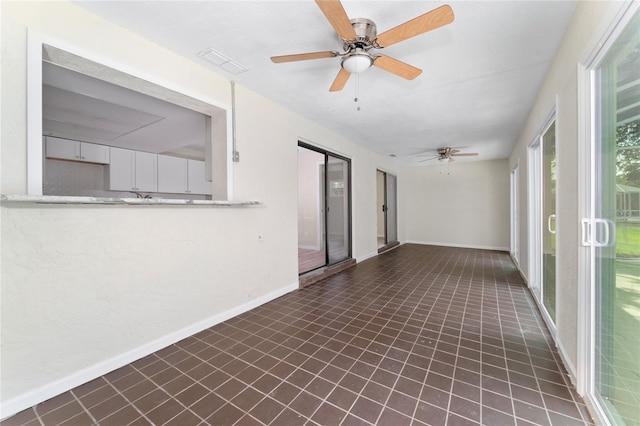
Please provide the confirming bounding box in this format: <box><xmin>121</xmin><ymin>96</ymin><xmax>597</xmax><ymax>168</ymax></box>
<box><xmin>0</xmin><ymin>194</ymin><xmax>262</xmax><ymax>206</ymax></box>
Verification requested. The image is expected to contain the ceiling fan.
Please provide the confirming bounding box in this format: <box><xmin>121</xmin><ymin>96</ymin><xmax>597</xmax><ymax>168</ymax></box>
<box><xmin>270</xmin><ymin>0</ymin><xmax>454</xmax><ymax>92</ymax></box>
<box><xmin>419</xmin><ymin>147</ymin><xmax>479</xmax><ymax>163</ymax></box>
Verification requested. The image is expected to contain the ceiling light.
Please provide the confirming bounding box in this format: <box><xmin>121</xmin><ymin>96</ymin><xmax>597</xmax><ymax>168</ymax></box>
<box><xmin>341</xmin><ymin>49</ymin><xmax>373</xmax><ymax>74</ymax></box>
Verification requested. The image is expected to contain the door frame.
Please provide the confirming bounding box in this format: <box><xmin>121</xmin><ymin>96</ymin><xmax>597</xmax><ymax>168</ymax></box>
<box><xmin>298</xmin><ymin>141</ymin><xmax>352</xmax><ymax>273</ymax></box>
<box><xmin>577</xmin><ymin>2</ymin><xmax>639</xmax><ymax>424</ymax></box>
<box><xmin>528</xmin><ymin>110</ymin><xmax>557</xmax><ymax>336</ymax></box>
<box><xmin>510</xmin><ymin>161</ymin><xmax>520</xmax><ymax>265</ymax></box>
<box><xmin>377</xmin><ymin>169</ymin><xmax>399</xmax><ymax>250</ymax></box>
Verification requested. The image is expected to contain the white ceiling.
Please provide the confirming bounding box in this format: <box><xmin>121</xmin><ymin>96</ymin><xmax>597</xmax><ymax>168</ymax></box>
<box><xmin>75</xmin><ymin>0</ymin><xmax>577</xmax><ymax>165</ymax></box>
<box><xmin>42</xmin><ymin>62</ymin><xmax>208</xmax><ymax>158</ymax></box>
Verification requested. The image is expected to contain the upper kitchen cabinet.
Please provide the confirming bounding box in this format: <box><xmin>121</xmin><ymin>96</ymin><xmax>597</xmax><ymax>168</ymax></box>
<box><xmin>109</xmin><ymin>147</ymin><xmax>157</xmax><ymax>192</ymax></box>
<box><xmin>187</xmin><ymin>159</ymin><xmax>212</xmax><ymax>195</ymax></box>
<box><xmin>45</xmin><ymin>136</ymin><xmax>110</xmax><ymax>164</ymax></box>
<box><xmin>157</xmin><ymin>154</ymin><xmax>212</xmax><ymax>195</ymax></box>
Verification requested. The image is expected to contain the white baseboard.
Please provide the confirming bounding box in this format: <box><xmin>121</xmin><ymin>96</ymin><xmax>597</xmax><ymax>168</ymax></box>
<box><xmin>0</xmin><ymin>282</ymin><xmax>299</xmax><ymax>421</ymax></box>
<box><xmin>356</xmin><ymin>250</ymin><xmax>379</xmax><ymax>263</ymax></box>
<box><xmin>557</xmin><ymin>339</ymin><xmax>578</xmax><ymax>388</ymax></box>
<box><xmin>405</xmin><ymin>240</ymin><xmax>509</xmax><ymax>252</ymax></box>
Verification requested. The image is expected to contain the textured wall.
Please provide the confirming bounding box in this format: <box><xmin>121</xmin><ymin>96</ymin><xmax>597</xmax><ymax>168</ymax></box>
<box><xmin>0</xmin><ymin>0</ymin><xmax>403</xmax><ymax>413</ymax></box>
<box><xmin>507</xmin><ymin>0</ymin><xmax>626</xmax><ymax>381</ymax></box>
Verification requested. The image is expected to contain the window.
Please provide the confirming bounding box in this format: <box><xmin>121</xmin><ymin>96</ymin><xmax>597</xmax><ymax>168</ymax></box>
<box><xmin>28</xmin><ymin>42</ymin><xmax>230</xmax><ymax>200</ymax></box>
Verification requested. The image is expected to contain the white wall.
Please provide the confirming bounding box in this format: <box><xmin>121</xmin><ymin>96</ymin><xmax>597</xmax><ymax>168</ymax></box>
<box><xmin>508</xmin><ymin>0</ymin><xmax>627</xmax><ymax>381</ymax></box>
<box><xmin>0</xmin><ymin>1</ymin><xmax>404</xmax><ymax>416</ymax></box>
<box><xmin>404</xmin><ymin>160</ymin><xmax>510</xmax><ymax>250</ymax></box>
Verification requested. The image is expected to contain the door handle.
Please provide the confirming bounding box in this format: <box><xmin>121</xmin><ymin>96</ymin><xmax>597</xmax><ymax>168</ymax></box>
<box><xmin>594</xmin><ymin>218</ymin><xmax>615</xmax><ymax>247</ymax></box>
<box><xmin>582</xmin><ymin>218</ymin><xmax>616</xmax><ymax>247</ymax></box>
<box><xmin>581</xmin><ymin>219</ymin><xmax>591</xmax><ymax>246</ymax></box>
<box><xmin>547</xmin><ymin>214</ymin><xmax>556</xmax><ymax>234</ymax></box>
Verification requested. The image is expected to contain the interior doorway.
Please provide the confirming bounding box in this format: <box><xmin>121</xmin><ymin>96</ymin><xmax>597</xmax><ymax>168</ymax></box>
<box><xmin>298</xmin><ymin>143</ymin><xmax>351</xmax><ymax>274</ymax></box>
<box><xmin>376</xmin><ymin>170</ymin><xmax>398</xmax><ymax>251</ymax></box>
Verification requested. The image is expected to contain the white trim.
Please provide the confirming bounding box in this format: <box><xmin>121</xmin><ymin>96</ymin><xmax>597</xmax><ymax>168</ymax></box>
<box><xmin>405</xmin><ymin>241</ymin><xmax>509</xmax><ymax>252</ymax></box>
<box><xmin>0</xmin><ymin>282</ymin><xmax>298</xmax><ymax>421</ymax></box>
<box><xmin>27</xmin><ymin>30</ymin><xmax>44</xmax><ymax>196</ymax></box>
<box><xmin>510</xmin><ymin>161</ymin><xmax>520</xmax><ymax>264</ymax></box>
<box><xmin>356</xmin><ymin>250</ymin><xmax>379</xmax><ymax>263</ymax></box>
<box><xmin>557</xmin><ymin>339</ymin><xmax>578</xmax><ymax>388</ymax></box>
<box><xmin>510</xmin><ymin>255</ymin><xmax>529</xmax><ymax>286</ymax></box>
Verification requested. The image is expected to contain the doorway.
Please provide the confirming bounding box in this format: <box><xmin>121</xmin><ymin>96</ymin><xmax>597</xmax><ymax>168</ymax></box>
<box><xmin>376</xmin><ymin>170</ymin><xmax>398</xmax><ymax>251</ymax></box>
<box><xmin>298</xmin><ymin>143</ymin><xmax>351</xmax><ymax>274</ymax></box>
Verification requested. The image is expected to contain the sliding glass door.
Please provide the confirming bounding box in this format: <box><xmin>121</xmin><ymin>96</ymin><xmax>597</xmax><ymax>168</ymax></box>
<box><xmin>542</xmin><ymin>123</ymin><xmax>557</xmax><ymax>323</ymax></box>
<box><xmin>589</xmin><ymin>9</ymin><xmax>640</xmax><ymax>425</ymax></box>
<box><xmin>529</xmin><ymin>119</ymin><xmax>557</xmax><ymax>328</ymax></box>
<box><xmin>326</xmin><ymin>154</ymin><xmax>350</xmax><ymax>265</ymax></box>
<box><xmin>376</xmin><ymin>170</ymin><xmax>398</xmax><ymax>249</ymax></box>
<box><xmin>298</xmin><ymin>144</ymin><xmax>351</xmax><ymax>274</ymax></box>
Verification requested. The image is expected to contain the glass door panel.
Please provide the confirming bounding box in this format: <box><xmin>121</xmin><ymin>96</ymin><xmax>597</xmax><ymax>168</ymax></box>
<box><xmin>377</xmin><ymin>171</ymin><xmax>386</xmax><ymax>248</ymax></box>
<box><xmin>298</xmin><ymin>147</ymin><xmax>326</xmax><ymax>274</ymax></box>
<box><xmin>594</xmin><ymin>10</ymin><xmax>640</xmax><ymax>425</ymax></box>
<box><xmin>542</xmin><ymin>123</ymin><xmax>557</xmax><ymax>323</ymax></box>
<box><xmin>386</xmin><ymin>173</ymin><xmax>398</xmax><ymax>244</ymax></box>
<box><xmin>326</xmin><ymin>155</ymin><xmax>350</xmax><ymax>265</ymax></box>
<box><xmin>530</xmin><ymin>143</ymin><xmax>542</xmax><ymax>299</ymax></box>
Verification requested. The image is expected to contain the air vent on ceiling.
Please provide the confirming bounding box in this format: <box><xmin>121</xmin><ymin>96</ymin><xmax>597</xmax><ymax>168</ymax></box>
<box><xmin>198</xmin><ymin>47</ymin><xmax>248</xmax><ymax>75</ymax></box>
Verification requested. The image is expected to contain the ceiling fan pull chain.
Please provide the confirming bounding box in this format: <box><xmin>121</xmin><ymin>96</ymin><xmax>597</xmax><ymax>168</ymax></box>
<box><xmin>355</xmin><ymin>73</ymin><xmax>361</xmax><ymax>111</ymax></box>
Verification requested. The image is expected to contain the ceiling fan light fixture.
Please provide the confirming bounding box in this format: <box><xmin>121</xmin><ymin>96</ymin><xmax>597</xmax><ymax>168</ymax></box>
<box><xmin>341</xmin><ymin>49</ymin><xmax>373</xmax><ymax>73</ymax></box>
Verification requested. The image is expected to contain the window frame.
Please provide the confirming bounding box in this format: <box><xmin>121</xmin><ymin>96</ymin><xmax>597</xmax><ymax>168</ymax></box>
<box><xmin>27</xmin><ymin>31</ymin><xmax>232</xmax><ymax>200</ymax></box>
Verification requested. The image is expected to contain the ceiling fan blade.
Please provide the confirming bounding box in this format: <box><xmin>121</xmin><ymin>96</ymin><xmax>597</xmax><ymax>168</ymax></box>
<box><xmin>271</xmin><ymin>51</ymin><xmax>338</xmax><ymax>63</ymax></box>
<box><xmin>448</xmin><ymin>157</ymin><xmax>455</xmax><ymax>163</ymax></box>
<box><xmin>418</xmin><ymin>156</ymin><xmax>439</xmax><ymax>163</ymax></box>
<box><xmin>375</xmin><ymin>5</ymin><xmax>454</xmax><ymax>48</ymax></box>
<box><xmin>329</xmin><ymin>68</ymin><xmax>351</xmax><ymax>92</ymax></box>
<box><xmin>451</xmin><ymin>153</ymin><xmax>479</xmax><ymax>157</ymax></box>
<box><xmin>373</xmin><ymin>55</ymin><xmax>422</xmax><ymax>80</ymax></box>
<box><xmin>449</xmin><ymin>149</ymin><xmax>460</xmax><ymax>155</ymax></box>
<box><xmin>315</xmin><ymin>0</ymin><xmax>357</xmax><ymax>40</ymax></box>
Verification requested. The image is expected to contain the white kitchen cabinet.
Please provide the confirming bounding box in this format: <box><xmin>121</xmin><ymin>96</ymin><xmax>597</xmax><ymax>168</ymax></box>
<box><xmin>109</xmin><ymin>147</ymin><xmax>157</xmax><ymax>192</ymax></box>
<box><xmin>45</xmin><ymin>136</ymin><xmax>109</xmax><ymax>164</ymax></box>
<box><xmin>157</xmin><ymin>155</ymin><xmax>212</xmax><ymax>195</ymax></box>
<box><xmin>157</xmin><ymin>154</ymin><xmax>188</xmax><ymax>193</ymax></box>
<box><xmin>187</xmin><ymin>159</ymin><xmax>212</xmax><ymax>195</ymax></box>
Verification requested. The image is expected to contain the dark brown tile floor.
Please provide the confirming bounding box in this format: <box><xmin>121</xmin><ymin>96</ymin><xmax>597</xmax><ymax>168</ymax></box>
<box><xmin>1</xmin><ymin>244</ymin><xmax>593</xmax><ymax>425</ymax></box>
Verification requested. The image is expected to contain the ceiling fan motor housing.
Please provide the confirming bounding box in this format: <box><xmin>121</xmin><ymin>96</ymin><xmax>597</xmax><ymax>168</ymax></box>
<box><xmin>345</xmin><ymin>18</ymin><xmax>377</xmax><ymax>47</ymax></box>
